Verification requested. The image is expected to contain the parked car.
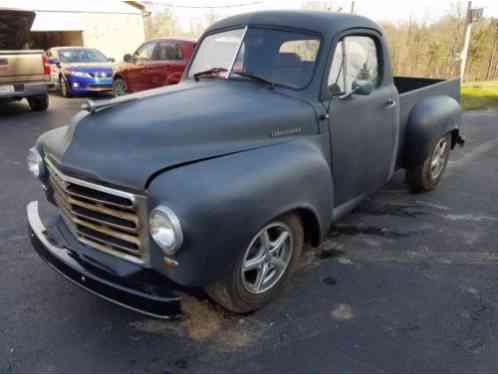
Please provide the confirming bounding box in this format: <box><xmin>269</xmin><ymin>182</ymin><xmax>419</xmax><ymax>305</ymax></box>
<box><xmin>0</xmin><ymin>8</ymin><xmax>50</xmax><ymax>111</ymax></box>
<box><xmin>47</xmin><ymin>47</ymin><xmax>114</xmax><ymax>97</ymax></box>
<box><xmin>27</xmin><ymin>11</ymin><xmax>464</xmax><ymax>318</ymax></box>
<box><xmin>112</xmin><ymin>37</ymin><xmax>195</xmax><ymax>96</ymax></box>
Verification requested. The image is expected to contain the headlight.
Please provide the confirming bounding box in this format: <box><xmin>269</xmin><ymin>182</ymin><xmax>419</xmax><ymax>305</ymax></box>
<box><xmin>149</xmin><ymin>206</ymin><xmax>183</xmax><ymax>255</ymax></box>
<box><xmin>27</xmin><ymin>147</ymin><xmax>45</xmax><ymax>178</ymax></box>
<box><xmin>68</xmin><ymin>71</ymin><xmax>91</xmax><ymax>78</ymax></box>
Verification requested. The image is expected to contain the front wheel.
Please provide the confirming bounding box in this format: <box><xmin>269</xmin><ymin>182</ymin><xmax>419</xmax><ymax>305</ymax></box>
<box><xmin>406</xmin><ymin>134</ymin><xmax>451</xmax><ymax>193</ymax></box>
<box><xmin>206</xmin><ymin>213</ymin><xmax>304</xmax><ymax>313</ymax></box>
<box><xmin>113</xmin><ymin>77</ymin><xmax>128</xmax><ymax>97</ymax></box>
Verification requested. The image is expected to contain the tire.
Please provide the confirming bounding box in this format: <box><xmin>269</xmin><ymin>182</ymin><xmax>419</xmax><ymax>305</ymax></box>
<box><xmin>113</xmin><ymin>77</ymin><xmax>128</xmax><ymax>97</ymax></box>
<box><xmin>206</xmin><ymin>213</ymin><xmax>304</xmax><ymax>313</ymax></box>
<box><xmin>27</xmin><ymin>94</ymin><xmax>49</xmax><ymax>112</ymax></box>
<box><xmin>406</xmin><ymin>133</ymin><xmax>451</xmax><ymax>193</ymax></box>
<box><xmin>59</xmin><ymin>76</ymin><xmax>71</xmax><ymax>98</ymax></box>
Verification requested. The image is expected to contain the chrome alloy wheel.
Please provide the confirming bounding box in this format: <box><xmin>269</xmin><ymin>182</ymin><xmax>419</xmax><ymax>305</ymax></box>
<box><xmin>241</xmin><ymin>222</ymin><xmax>293</xmax><ymax>295</ymax></box>
<box><xmin>431</xmin><ymin>137</ymin><xmax>449</xmax><ymax>181</ymax></box>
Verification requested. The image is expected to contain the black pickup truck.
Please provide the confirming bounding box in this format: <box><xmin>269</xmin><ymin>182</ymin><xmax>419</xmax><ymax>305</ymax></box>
<box><xmin>27</xmin><ymin>11</ymin><xmax>464</xmax><ymax>317</ymax></box>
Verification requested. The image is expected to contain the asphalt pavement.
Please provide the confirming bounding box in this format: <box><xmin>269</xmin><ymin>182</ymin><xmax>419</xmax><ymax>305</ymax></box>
<box><xmin>1</xmin><ymin>94</ymin><xmax>497</xmax><ymax>373</ymax></box>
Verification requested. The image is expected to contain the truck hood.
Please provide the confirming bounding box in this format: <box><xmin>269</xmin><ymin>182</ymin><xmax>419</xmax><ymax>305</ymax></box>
<box><xmin>41</xmin><ymin>80</ymin><xmax>317</xmax><ymax>190</ymax></box>
<box><xmin>0</xmin><ymin>8</ymin><xmax>35</xmax><ymax>49</ymax></box>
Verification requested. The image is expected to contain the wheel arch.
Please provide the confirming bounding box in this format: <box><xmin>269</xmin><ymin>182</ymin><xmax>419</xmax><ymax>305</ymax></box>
<box><xmin>402</xmin><ymin>95</ymin><xmax>461</xmax><ymax>169</ymax></box>
<box><xmin>280</xmin><ymin>206</ymin><xmax>322</xmax><ymax>249</ymax></box>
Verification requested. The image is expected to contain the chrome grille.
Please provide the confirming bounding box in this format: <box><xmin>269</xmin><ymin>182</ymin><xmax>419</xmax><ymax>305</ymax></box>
<box><xmin>46</xmin><ymin>159</ymin><xmax>148</xmax><ymax>264</ymax></box>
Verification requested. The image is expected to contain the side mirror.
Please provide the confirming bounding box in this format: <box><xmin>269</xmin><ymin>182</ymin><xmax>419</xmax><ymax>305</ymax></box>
<box><xmin>123</xmin><ymin>54</ymin><xmax>133</xmax><ymax>63</ymax></box>
<box><xmin>108</xmin><ymin>57</ymin><xmax>115</xmax><ymax>63</ymax></box>
<box><xmin>328</xmin><ymin>83</ymin><xmax>342</xmax><ymax>97</ymax></box>
<box><xmin>336</xmin><ymin>80</ymin><xmax>374</xmax><ymax>100</ymax></box>
<box><xmin>352</xmin><ymin>80</ymin><xmax>374</xmax><ymax>96</ymax></box>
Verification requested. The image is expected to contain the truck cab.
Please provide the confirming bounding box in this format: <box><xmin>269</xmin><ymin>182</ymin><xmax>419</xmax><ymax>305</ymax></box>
<box><xmin>27</xmin><ymin>11</ymin><xmax>463</xmax><ymax>317</ymax></box>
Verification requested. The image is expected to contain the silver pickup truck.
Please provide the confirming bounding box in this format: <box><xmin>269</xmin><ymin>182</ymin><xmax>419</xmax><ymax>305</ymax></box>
<box><xmin>0</xmin><ymin>8</ymin><xmax>50</xmax><ymax>111</ymax></box>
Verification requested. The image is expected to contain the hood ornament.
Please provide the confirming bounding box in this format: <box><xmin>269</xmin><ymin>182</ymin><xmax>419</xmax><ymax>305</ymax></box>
<box><xmin>81</xmin><ymin>95</ymin><xmax>140</xmax><ymax>114</ymax></box>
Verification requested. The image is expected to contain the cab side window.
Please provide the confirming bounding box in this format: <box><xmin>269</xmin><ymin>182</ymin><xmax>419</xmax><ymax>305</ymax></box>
<box><xmin>328</xmin><ymin>35</ymin><xmax>380</xmax><ymax>95</ymax></box>
<box><xmin>328</xmin><ymin>41</ymin><xmax>345</xmax><ymax>95</ymax></box>
<box><xmin>134</xmin><ymin>43</ymin><xmax>155</xmax><ymax>61</ymax></box>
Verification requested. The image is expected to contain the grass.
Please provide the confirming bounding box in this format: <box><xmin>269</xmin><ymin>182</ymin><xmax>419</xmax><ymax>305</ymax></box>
<box><xmin>461</xmin><ymin>81</ymin><xmax>498</xmax><ymax>111</ymax></box>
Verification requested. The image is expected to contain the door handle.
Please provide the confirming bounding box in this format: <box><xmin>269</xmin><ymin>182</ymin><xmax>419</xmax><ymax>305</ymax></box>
<box><xmin>385</xmin><ymin>98</ymin><xmax>396</xmax><ymax>108</ymax></box>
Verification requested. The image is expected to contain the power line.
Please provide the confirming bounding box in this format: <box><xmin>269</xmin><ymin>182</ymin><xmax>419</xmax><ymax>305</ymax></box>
<box><xmin>143</xmin><ymin>0</ymin><xmax>266</xmax><ymax>9</ymax></box>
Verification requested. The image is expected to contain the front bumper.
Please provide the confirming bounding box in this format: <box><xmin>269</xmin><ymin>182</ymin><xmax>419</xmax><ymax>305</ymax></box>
<box><xmin>27</xmin><ymin>201</ymin><xmax>183</xmax><ymax>319</ymax></box>
<box><xmin>67</xmin><ymin>76</ymin><xmax>112</xmax><ymax>93</ymax></box>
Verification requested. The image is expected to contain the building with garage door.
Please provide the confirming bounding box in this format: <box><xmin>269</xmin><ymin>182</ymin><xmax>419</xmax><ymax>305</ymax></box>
<box><xmin>0</xmin><ymin>0</ymin><xmax>147</xmax><ymax>61</ymax></box>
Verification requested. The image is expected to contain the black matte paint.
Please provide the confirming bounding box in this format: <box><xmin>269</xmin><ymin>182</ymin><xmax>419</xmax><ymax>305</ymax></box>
<box><xmin>33</xmin><ymin>11</ymin><xmax>462</xmax><ymax>293</ymax></box>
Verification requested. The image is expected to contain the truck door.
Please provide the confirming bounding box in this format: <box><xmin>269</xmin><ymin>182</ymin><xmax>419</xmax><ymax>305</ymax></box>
<box><xmin>326</xmin><ymin>33</ymin><xmax>397</xmax><ymax>206</ymax></box>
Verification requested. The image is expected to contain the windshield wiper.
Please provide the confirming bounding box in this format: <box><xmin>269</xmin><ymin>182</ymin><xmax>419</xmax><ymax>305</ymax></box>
<box><xmin>233</xmin><ymin>71</ymin><xmax>278</xmax><ymax>89</ymax></box>
<box><xmin>193</xmin><ymin>67</ymin><xmax>227</xmax><ymax>81</ymax></box>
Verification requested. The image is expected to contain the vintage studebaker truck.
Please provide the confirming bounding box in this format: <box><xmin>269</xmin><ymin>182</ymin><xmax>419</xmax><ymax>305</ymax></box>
<box><xmin>27</xmin><ymin>11</ymin><xmax>464</xmax><ymax>318</ymax></box>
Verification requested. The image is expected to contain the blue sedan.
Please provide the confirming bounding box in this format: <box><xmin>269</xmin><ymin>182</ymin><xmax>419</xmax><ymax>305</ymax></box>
<box><xmin>47</xmin><ymin>47</ymin><xmax>115</xmax><ymax>97</ymax></box>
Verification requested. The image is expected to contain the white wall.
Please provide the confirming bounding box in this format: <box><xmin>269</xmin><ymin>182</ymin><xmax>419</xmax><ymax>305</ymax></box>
<box><xmin>79</xmin><ymin>13</ymin><xmax>145</xmax><ymax>61</ymax></box>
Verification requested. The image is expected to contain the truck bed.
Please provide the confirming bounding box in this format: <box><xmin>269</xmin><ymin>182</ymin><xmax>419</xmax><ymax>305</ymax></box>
<box><xmin>395</xmin><ymin>77</ymin><xmax>461</xmax><ymax>130</ymax></box>
<box><xmin>394</xmin><ymin>77</ymin><xmax>461</xmax><ymax>169</ymax></box>
<box><xmin>0</xmin><ymin>50</ymin><xmax>47</xmax><ymax>85</ymax></box>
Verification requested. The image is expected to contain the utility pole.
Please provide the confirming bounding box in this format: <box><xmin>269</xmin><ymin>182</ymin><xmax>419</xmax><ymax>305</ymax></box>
<box><xmin>460</xmin><ymin>1</ymin><xmax>484</xmax><ymax>81</ymax></box>
<box><xmin>350</xmin><ymin>1</ymin><xmax>356</xmax><ymax>14</ymax></box>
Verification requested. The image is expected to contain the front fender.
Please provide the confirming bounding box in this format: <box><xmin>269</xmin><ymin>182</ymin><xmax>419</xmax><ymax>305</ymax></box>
<box><xmin>402</xmin><ymin>96</ymin><xmax>461</xmax><ymax>168</ymax></box>
<box><xmin>147</xmin><ymin>135</ymin><xmax>333</xmax><ymax>286</ymax></box>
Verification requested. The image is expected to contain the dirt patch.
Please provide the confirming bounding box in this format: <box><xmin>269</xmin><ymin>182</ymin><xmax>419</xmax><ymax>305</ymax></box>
<box><xmin>180</xmin><ymin>296</ymin><xmax>225</xmax><ymax>342</ymax></box>
<box><xmin>331</xmin><ymin>303</ymin><xmax>354</xmax><ymax>321</ymax></box>
<box><xmin>131</xmin><ymin>297</ymin><xmax>261</xmax><ymax>351</ymax></box>
<box><xmin>217</xmin><ymin>325</ymin><xmax>254</xmax><ymax>352</ymax></box>
<box><xmin>181</xmin><ymin>297</ymin><xmax>261</xmax><ymax>351</ymax></box>
<box><xmin>337</xmin><ymin>257</ymin><xmax>353</xmax><ymax>265</ymax></box>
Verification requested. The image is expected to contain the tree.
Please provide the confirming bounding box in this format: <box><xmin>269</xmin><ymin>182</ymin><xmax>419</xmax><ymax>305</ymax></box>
<box><xmin>145</xmin><ymin>7</ymin><xmax>178</xmax><ymax>39</ymax></box>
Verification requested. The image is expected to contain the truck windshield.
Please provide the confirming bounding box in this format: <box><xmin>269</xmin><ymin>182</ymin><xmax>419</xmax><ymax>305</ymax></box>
<box><xmin>58</xmin><ymin>48</ymin><xmax>108</xmax><ymax>63</ymax></box>
<box><xmin>188</xmin><ymin>27</ymin><xmax>321</xmax><ymax>90</ymax></box>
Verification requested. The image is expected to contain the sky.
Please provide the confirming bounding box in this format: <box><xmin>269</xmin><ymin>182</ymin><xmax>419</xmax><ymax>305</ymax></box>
<box><xmin>146</xmin><ymin>0</ymin><xmax>498</xmax><ymax>30</ymax></box>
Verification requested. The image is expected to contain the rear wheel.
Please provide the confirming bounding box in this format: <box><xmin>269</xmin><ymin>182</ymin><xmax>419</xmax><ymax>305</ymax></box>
<box><xmin>113</xmin><ymin>77</ymin><xmax>128</xmax><ymax>97</ymax></box>
<box><xmin>27</xmin><ymin>94</ymin><xmax>49</xmax><ymax>112</ymax></box>
<box><xmin>206</xmin><ymin>213</ymin><xmax>303</xmax><ymax>313</ymax></box>
<box><xmin>407</xmin><ymin>134</ymin><xmax>451</xmax><ymax>193</ymax></box>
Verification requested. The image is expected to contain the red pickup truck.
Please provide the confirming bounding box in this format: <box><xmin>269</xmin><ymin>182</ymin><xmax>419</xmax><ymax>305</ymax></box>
<box><xmin>112</xmin><ymin>37</ymin><xmax>195</xmax><ymax>96</ymax></box>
